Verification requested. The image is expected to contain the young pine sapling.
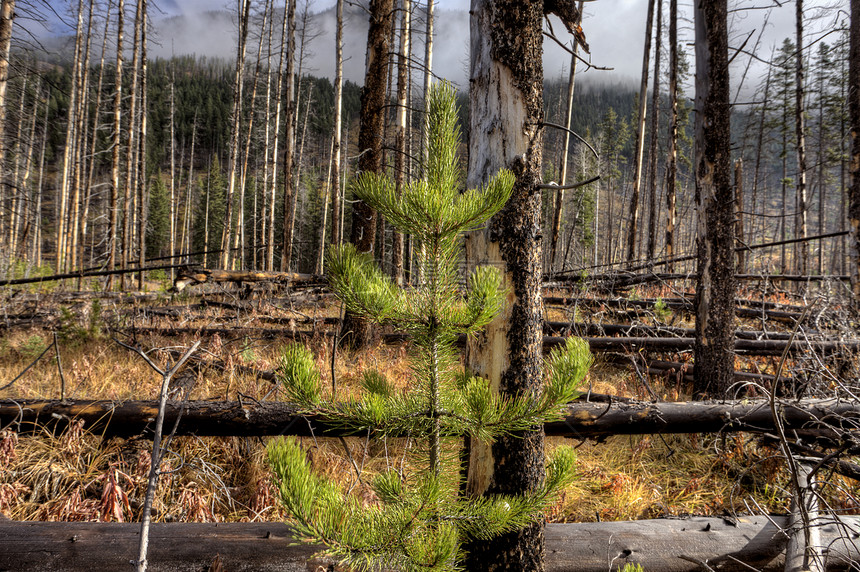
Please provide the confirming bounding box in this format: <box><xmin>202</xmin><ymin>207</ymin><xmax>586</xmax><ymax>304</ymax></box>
<box><xmin>267</xmin><ymin>83</ymin><xmax>592</xmax><ymax>572</ymax></box>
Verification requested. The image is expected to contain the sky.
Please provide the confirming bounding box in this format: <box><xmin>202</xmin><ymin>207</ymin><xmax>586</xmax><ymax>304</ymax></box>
<box><xmin>47</xmin><ymin>0</ymin><xmax>850</xmax><ymax>96</ymax></box>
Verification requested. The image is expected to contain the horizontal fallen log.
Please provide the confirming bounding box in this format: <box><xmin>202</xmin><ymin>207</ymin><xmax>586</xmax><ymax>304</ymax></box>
<box><xmin>0</xmin><ymin>264</ymin><xmax>187</xmax><ymax>287</ymax></box>
<box><xmin>1</xmin><ymin>516</ymin><xmax>858</xmax><ymax>571</ymax></box>
<box><xmin>546</xmin><ymin>321</ymin><xmax>801</xmax><ymax>341</ymax></box>
<box><xmin>172</xmin><ymin>268</ymin><xmax>325</xmax><ymax>292</ymax></box>
<box><xmin>545</xmin><ymin>336</ymin><xmax>857</xmax><ymax>356</ymax></box>
<box><xmin>3</xmin><ymin>398</ymin><xmax>859</xmax><ymax>439</ymax></box>
<box><xmin>548</xmin><ymin>271</ymin><xmax>850</xmax><ymax>288</ymax></box>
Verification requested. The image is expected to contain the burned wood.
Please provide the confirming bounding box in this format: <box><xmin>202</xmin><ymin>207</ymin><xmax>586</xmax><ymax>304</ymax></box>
<box><xmin>0</xmin><ymin>517</ymin><xmax>858</xmax><ymax>572</ymax></box>
<box><xmin>0</xmin><ymin>264</ymin><xmax>187</xmax><ymax>288</ymax></box>
<box><xmin>545</xmin><ymin>321</ymin><xmax>801</xmax><ymax>341</ymax></box>
<box><xmin>544</xmin><ymin>336</ymin><xmax>856</xmax><ymax>356</ymax></box>
<box><xmin>4</xmin><ymin>397</ymin><xmax>859</xmax><ymax>439</ymax></box>
<box><xmin>171</xmin><ymin>267</ymin><xmax>325</xmax><ymax>293</ymax></box>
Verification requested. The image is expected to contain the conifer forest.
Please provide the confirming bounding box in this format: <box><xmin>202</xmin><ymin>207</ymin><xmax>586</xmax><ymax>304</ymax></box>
<box><xmin>1</xmin><ymin>0</ymin><xmax>860</xmax><ymax>571</ymax></box>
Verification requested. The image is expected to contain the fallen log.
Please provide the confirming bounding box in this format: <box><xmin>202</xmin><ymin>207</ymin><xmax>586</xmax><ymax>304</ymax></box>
<box><xmin>171</xmin><ymin>268</ymin><xmax>325</xmax><ymax>293</ymax></box>
<box><xmin>546</xmin><ymin>321</ymin><xmax>802</xmax><ymax>341</ymax></box>
<box><xmin>545</xmin><ymin>336</ymin><xmax>856</xmax><ymax>356</ymax></box>
<box><xmin>1</xmin><ymin>516</ymin><xmax>858</xmax><ymax>572</ymax></box>
<box><xmin>3</xmin><ymin>398</ymin><xmax>859</xmax><ymax>439</ymax></box>
<box><xmin>0</xmin><ymin>264</ymin><xmax>187</xmax><ymax>288</ymax></box>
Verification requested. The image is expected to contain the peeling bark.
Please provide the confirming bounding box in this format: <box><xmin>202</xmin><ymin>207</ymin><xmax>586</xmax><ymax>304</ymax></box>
<box><xmin>464</xmin><ymin>1</ymin><xmax>546</xmax><ymax>569</ymax></box>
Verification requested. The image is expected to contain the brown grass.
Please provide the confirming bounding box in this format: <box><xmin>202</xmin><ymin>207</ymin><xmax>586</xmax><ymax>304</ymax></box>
<box><xmin>0</xmin><ymin>286</ymin><xmax>843</xmax><ymax>525</ymax></box>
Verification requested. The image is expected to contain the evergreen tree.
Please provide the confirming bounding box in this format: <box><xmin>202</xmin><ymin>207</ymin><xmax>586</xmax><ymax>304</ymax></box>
<box><xmin>267</xmin><ymin>84</ymin><xmax>590</xmax><ymax>572</ymax></box>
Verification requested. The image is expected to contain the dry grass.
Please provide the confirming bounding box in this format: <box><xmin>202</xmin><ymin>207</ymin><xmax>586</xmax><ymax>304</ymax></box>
<box><xmin>0</xmin><ymin>286</ymin><xmax>851</xmax><ymax>526</ymax></box>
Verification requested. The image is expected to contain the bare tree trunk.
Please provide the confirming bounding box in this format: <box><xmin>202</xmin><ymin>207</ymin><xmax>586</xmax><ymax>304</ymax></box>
<box><xmin>280</xmin><ymin>0</ymin><xmax>297</xmax><ymax>271</ymax></box>
<box><xmin>82</xmin><ymin>0</ymin><xmax>112</xmax><ymax>272</ymax></box>
<box><xmin>137</xmin><ymin>0</ymin><xmax>147</xmax><ymax>290</ymax></box>
<box><xmin>108</xmin><ymin>0</ymin><xmax>125</xmax><ymax>289</ymax></box>
<box><xmin>69</xmin><ymin>0</ymin><xmax>95</xmax><ymax>273</ymax></box>
<box><xmin>121</xmin><ymin>0</ymin><xmax>143</xmax><ymax>289</ymax></box>
<box><xmin>169</xmin><ymin>64</ymin><xmax>176</xmax><ymax>275</ymax></box>
<box><xmin>266</xmin><ymin>1</ymin><xmax>288</xmax><ymax>271</ymax></box>
<box><xmin>237</xmin><ymin>0</ymin><xmax>270</xmax><ymax>269</ymax></box>
<box><xmin>735</xmin><ymin>158</ymin><xmax>745</xmax><ymax>272</ymax></box>
<box><xmin>693</xmin><ymin>0</ymin><xmax>735</xmax><ymax>398</ymax></box>
<box><xmin>315</xmin><ymin>137</ymin><xmax>334</xmax><ymax>274</ymax></box>
<box><xmin>646</xmin><ymin>0</ymin><xmax>662</xmax><ymax>262</ymax></box>
<box><xmin>665</xmin><ymin>0</ymin><xmax>677</xmax><ymax>271</ymax></box>
<box><xmin>795</xmin><ymin>0</ymin><xmax>809</xmax><ymax>277</ymax></box>
<box><xmin>341</xmin><ymin>0</ymin><xmax>394</xmax><ymax>348</ymax></box>
<box><xmin>626</xmin><ymin>0</ymin><xmax>656</xmax><ymax>263</ymax></box>
<box><xmin>392</xmin><ymin>0</ymin><xmax>411</xmax><ymax>286</ymax></box>
<box><xmin>0</xmin><ymin>0</ymin><xmax>13</xmax><ymax>180</ymax></box>
<box><xmin>549</xmin><ymin>1</ymin><xmax>583</xmax><ymax>273</ymax></box>
<box><xmin>750</xmin><ymin>60</ymin><xmax>772</xmax><ymax>272</ymax></box>
<box><xmin>220</xmin><ymin>0</ymin><xmax>251</xmax><ymax>270</ymax></box>
<box><xmin>850</xmin><ymin>0</ymin><xmax>860</xmax><ymax>300</ymax></box>
<box><xmin>329</xmin><ymin>0</ymin><xmax>344</xmax><ymax>250</ymax></box>
<box><xmin>463</xmin><ymin>1</ymin><xmax>562</xmax><ymax>569</ymax></box>
<box><xmin>57</xmin><ymin>0</ymin><xmax>85</xmax><ymax>273</ymax></box>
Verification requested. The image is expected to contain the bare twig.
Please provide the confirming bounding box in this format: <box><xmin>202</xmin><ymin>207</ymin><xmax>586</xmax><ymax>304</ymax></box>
<box><xmin>124</xmin><ymin>340</ymin><xmax>201</xmax><ymax>572</ymax></box>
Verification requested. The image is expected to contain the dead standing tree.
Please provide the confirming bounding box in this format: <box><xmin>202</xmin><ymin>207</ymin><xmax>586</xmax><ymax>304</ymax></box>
<box><xmin>463</xmin><ymin>1</ymin><xmax>583</xmax><ymax>570</ymax></box>
<box><xmin>341</xmin><ymin>0</ymin><xmax>393</xmax><ymax>348</ymax></box>
<box><xmin>850</xmin><ymin>0</ymin><xmax>860</xmax><ymax>301</ymax></box>
<box><xmin>693</xmin><ymin>0</ymin><xmax>735</xmax><ymax>397</ymax></box>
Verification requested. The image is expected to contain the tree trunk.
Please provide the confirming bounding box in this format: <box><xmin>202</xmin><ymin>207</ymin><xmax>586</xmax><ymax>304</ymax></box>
<box><xmin>665</xmin><ymin>0</ymin><xmax>677</xmax><ymax>272</ymax></box>
<box><xmin>107</xmin><ymin>0</ymin><xmax>125</xmax><ymax>289</ymax></box>
<box><xmin>646</xmin><ymin>0</ymin><xmax>662</xmax><ymax>262</ymax></box>
<box><xmin>549</xmin><ymin>1</ymin><xmax>584</xmax><ymax>274</ymax></box>
<box><xmin>795</xmin><ymin>0</ymin><xmax>809</xmax><ymax>279</ymax></box>
<box><xmin>329</xmin><ymin>0</ymin><xmax>344</xmax><ymax>251</ymax></box>
<box><xmin>693</xmin><ymin>0</ymin><xmax>735</xmax><ymax>398</ymax></box>
<box><xmin>626</xmin><ymin>0</ymin><xmax>655</xmax><ymax>263</ymax></box>
<box><xmin>280</xmin><ymin>0</ymin><xmax>297</xmax><ymax>271</ymax></box>
<box><xmin>220</xmin><ymin>0</ymin><xmax>251</xmax><ymax>270</ymax></box>
<box><xmin>391</xmin><ymin>0</ymin><xmax>411</xmax><ymax>286</ymax></box>
<box><xmin>266</xmin><ymin>1</ymin><xmax>288</xmax><ymax>271</ymax></box>
<box><xmin>849</xmin><ymin>0</ymin><xmax>860</xmax><ymax>300</ymax></box>
<box><xmin>342</xmin><ymin>0</ymin><xmax>393</xmax><ymax>348</ymax></box>
<box><xmin>136</xmin><ymin>0</ymin><xmax>148</xmax><ymax>290</ymax></box>
<box><xmin>735</xmin><ymin>159</ymin><xmax>745</xmax><ymax>272</ymax></box>
<box><xmin>464</xmin><ymin>1</ymin><xmax>549</xmax><ymax>570</ymax></box>
<box><xmin>0</xmin><ymin>0</ymin><xmax>14</xmax><ymax>217</ymax></box>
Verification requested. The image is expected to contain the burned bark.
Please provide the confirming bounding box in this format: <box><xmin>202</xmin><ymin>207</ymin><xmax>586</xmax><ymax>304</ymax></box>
<box><xmin>341</xmin><ymin>0</ymin><xmax>394</xmax><ymax>348</ymax></box>
<box><xmin>693</xmin><ymin>0</ymin><xmax>736</xmax><ymax>397</ymax></box>
<box><xmin>5</xmin><ymin>398</ymin><xmax>860</xmax><ymax>440</ymax></box>
<box><xmin>464</xmin><ymin>1</ymin><xmax>547</xmax><ymax>569</ymax></box>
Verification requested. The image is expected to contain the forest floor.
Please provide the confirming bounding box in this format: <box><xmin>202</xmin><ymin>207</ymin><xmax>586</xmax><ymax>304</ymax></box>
<box><xmin>1</xmin><ymin>276</ymin><xmax>856</xmax><ymax>526</ymax></box>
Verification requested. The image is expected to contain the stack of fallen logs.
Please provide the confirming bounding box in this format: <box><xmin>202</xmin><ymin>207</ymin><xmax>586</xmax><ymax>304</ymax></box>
<box><xmin>2</xmin><ymin>395</ymin><xmax>860</xmax><ymax>570</ymax></box>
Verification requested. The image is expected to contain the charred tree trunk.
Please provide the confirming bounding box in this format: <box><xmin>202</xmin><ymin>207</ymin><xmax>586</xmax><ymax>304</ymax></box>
<box><xmin>693</xmin><ymin>0</ymin><xmax>735</xmax><ymax>397</ymax></box>
<box><xmin>280</xmin><ymin>0</ymin><xmax>297</xmax><ymax>272</ymax></box>
<box><xmin>391</xmin><ymin>0</ymin><xmax>410</xmax><ymax>286</ymax></box>
<box><xmin>0</xmin><ymin>0</ymin><xmax>14</xmax><ymax>206</ymax></box>
<box><xmin>850</xmin><ymin>0</ymin><xmax>860</xmax><ymax>301</ymax></box>
<box><xmin>646</xmin><ymin>0</ymin><xmax>662</xmax><ymax>262</ymax></box>
<box><xmin>795</xmin><ymin>0</ymin><xmax>809</xmax><ymax>278</ymax></box>
<box><xmin>329</xmin><ymin>0</ymin><xmax>344</xmax><ymax>251</ymax></box>
<box><xmin>341</xmin><ymin>0</ymin><xmax>393</xmax><ymax>348</ymax></box>
<box><xmin>221</xmin><ymin>0</ymin><xmax>251</xmax><ymax>270</ymax></box>
<box><xmin>735</xmin><ymin>159</ymin><xmax>745</xmax><ymax>272</ymax></box>
<box><xmin>665</xmin><ymin>0</ymin><xmax>678</xmax><ymax>271</ymax></box>
<box><xmin>463</xmin><ymin>1</ymin><xmax>557</xmax><ymax>570</ymax></box>
<box><xmin>107</xmin><ymin>0</ymin><xmax>125</xmax><ymax>289</ymax></box>
<box><xmin>626</xmin><ymin>0</ymin><xmax>655</xmax><ymax>263</ymax></box>
<box><xmin>549</xmin><ymin>1</ymin><xmax>584</xmax><ymax>274</ymax></box>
